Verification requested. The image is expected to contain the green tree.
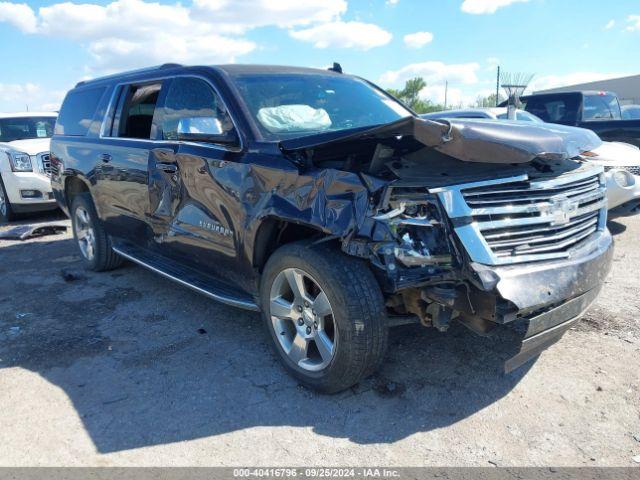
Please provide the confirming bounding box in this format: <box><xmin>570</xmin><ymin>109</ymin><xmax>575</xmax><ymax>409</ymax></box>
<box><xmin>387</xmin><ymin>77</ymin><xmax>443</xmax><ymax>114</ymax></box>
<box><xmin>474</xmin><ymin>93</ymin><xmax>506</xmax><ymax>108</ymax></box>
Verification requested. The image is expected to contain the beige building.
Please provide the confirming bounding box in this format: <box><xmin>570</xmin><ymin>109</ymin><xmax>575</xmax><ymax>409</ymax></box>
<box><xmin>536</xmin><ymin>74</ymin><xmax>640</xmax><ymax>105</ymax></box>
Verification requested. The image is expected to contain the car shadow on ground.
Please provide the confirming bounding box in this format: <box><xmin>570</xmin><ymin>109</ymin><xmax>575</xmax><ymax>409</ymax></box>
<box><xmin>0</xmin><ymin>234</ymin><xmax>532</xmax><ymax>453</ymax></box>
<box><xmin>607</xmin><ymin>220</ymin><xmax>627</xmax><ymax>236</ymax></box>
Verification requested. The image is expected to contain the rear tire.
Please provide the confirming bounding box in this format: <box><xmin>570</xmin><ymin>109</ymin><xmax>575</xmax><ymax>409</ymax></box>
<box><xmin>0</xmin><ymin>177</ymin><xmax>15</xmax><ymax>224</ymax></box>
<box><xmin>260</xmin><ymin>241</ymin><xmax>388</xmax><ymax>393</ymax></box>
<box><xmin>70</xmin><ymin>193</ymin><xmax>123</xmax><ymax>271</ymax></box>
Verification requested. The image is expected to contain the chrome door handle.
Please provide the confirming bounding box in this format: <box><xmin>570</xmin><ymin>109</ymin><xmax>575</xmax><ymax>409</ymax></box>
<box><xmin>100</xmin><ymin>153</ymin><xmax>112</xmax><ymax>163</ymax></box>
<box><xmin>156</xmin><ymin>162</ymin><xmax>178</xmax><ymax>174</ymax></box>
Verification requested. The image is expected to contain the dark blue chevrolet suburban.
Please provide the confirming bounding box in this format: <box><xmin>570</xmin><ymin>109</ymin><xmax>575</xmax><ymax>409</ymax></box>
<box><xmin>50</xmin><ymin>64</ymin><xmax>613</xmax><ymax>392</ymax></box>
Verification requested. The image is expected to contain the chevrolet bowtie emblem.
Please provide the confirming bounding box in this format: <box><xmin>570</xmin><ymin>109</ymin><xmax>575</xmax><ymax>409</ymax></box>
<box><xmin>549</xmin><ymin>196</ymin><xmax>579</xmax><ymax>225</ymax></box>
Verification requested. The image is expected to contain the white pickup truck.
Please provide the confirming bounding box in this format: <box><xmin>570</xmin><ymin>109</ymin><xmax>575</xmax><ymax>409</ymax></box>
<box><xmin>0</xmin><ymin>112</ymin><xmax>58</xmax><ymax>223</ymax></box>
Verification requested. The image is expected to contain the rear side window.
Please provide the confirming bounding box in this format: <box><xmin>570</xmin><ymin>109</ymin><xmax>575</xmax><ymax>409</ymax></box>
<box><xmin>583</xmin><ymin>94</ymin><xmax>621</xmax><ymax>121</ymax></box>
<box><xmin>524</xmin><ymin>96</ymin><xmax>580</xmax><ymax>123</ymax></box>
<box><xmin>55</xmin><ymin>87</ymin><xmax>106</xmax><ymax>136</ymax></box>
<box><xmin>160</xmin><ymin>77</ymin><xmax>234</xmax><ymax>140</ymax></box>
<box><xmin>117</xmin><ymin>83</ymin><xmax>162</xmax><ymax>139</ymax></box>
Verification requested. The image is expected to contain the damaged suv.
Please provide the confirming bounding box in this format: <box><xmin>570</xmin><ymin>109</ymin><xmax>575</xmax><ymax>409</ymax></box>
<box><xmin>51</xmin><ymin>64</ymin><xmax>613</xmax><ymax>392</ymax></box>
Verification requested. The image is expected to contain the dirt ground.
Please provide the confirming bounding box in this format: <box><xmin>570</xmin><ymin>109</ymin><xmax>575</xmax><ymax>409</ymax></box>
<box><xmin>0</xmin><ymin>210</ymin><xmax>638</xmax><ymax>467</ymax></box>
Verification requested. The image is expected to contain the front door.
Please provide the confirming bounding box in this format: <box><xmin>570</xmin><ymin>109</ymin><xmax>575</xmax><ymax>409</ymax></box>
<box><xmin>146</xmin><ymin>76</ymin><xmax>246</xmax><ymax>288</ymax></box>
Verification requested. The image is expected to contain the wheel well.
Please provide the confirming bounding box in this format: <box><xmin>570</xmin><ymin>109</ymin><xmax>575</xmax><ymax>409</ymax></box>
<box><xmin>65</xmin><ymin>176</ymin><xmax>90</xmax><ymax>207</ymax></box>
<box><xmin>253</xmin><ymin>219</ymin><xmax>331</xmax><ymax>272</ymax></box>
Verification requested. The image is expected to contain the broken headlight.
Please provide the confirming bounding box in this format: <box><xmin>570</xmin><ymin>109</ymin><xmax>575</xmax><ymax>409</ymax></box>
<box><xmin>374</xmin><ymin>198</ymin><xmax>452</xmax><ymax>268</ymax></box>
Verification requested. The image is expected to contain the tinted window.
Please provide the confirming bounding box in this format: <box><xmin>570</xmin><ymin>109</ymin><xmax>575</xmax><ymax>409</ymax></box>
<box><xmin>55</xmin><ymin>87</ymin><xmax>106</xmax><ymax>136</ymax></box>
<box><xmin>0</xmin><ymin>116</ymin><xmax>56</xmax><ymax>142</ymax></box>
<box><xmin>622</xmin><ymin>105</ymin><xmax>640</xmax><ymax>120</ymax></box>
<box><xmin>161</xmin><ymin>77</ymin><xmax>234</xmax><ymax>140</ymax></box>
<box><xmin>524</xmin><ymin>95</ymin><xmax>580</xmax><ymax>123</ymax></box>
<box><xmin>118</xmin><ymin>83</ymin><xmax>162</xmax><ymax>139</ymax></box>
<box><xmin>583</xmin><ymin>94</ymin><xmax>621</xmax><ymax>121</ymax></box>
<box><xmin>232</xmin><ymin>74</ymin><xmax>411</xmax><ymax>140</ymax></box>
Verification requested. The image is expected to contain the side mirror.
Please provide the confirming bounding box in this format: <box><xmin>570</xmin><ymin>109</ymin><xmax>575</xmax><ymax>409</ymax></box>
<box><xmin>176</xmin><ymin>117</ymin><xmax>238</xmax><ymax>145</ymax></box>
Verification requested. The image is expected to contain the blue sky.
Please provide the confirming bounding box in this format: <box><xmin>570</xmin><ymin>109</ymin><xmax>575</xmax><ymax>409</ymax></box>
<box><xmin>0</xmin><ymin>0</ymin><xmax>638</xmax><ymax>112</ymax></box>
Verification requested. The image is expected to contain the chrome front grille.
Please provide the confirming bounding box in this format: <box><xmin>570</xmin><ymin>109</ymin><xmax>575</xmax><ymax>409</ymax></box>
<box><xmin>434</xmin><ymin>168</ymin><xmax>607</xmax><ymax>265</ymax></box>
<box><xmin>39</xmin><ymin>153</ymin><xmax>52</xmax><ymax>177</ymax></box>
<box><xmin>604</xmin><ymin>165</ymin><xmax>640</xmax><ymax>175</ymax></box>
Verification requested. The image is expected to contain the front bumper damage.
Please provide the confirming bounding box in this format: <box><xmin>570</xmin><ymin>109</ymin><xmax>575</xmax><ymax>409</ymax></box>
<box><xmin>468</xmin><ymin>230</ymin><xmax>613</xmax><ymax>372</ymax></box>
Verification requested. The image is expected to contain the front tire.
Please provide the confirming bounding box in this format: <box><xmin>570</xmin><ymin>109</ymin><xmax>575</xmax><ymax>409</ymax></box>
<box><xmin>70</xmin><ymin>193</ymin><xmax>123</xmax><ymax>271</ymax></box>
<box><xmin>0</xmin><ymin>177</ymin><xmax>15</xmax><ymax>224</ymax></box>
<box><xmin>260</xmin><ymin>241</ymin><xmax>388</xmax><ymax>393</ymax></box>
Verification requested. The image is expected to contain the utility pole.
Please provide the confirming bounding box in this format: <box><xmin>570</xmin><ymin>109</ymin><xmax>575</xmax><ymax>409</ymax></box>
<box><xmin>495</xmin><ymin>66</ymin><xmax>500</xmax><ymax>107</ymax></box>
<box><xmin>444</xmin><ymin>81</ymin><xmax>448</xmax><ymax>110</ymax></box>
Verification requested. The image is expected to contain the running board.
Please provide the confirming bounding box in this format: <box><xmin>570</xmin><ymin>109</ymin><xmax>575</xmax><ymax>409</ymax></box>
<box><xmin>112</xmin><ymin>243</ymin><xmax>260</xmax><ymax>311</ymax></box>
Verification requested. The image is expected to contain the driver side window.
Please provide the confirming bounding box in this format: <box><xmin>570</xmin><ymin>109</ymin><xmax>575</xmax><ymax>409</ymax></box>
<box><xmin>161</xmin><ymin>77</ymin><xmax>234</xmax><ymax>141</ymax></box>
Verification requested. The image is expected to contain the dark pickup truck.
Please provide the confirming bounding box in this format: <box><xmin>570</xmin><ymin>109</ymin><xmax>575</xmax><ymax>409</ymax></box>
<box><xmin>51</xmin><ymin>64</ymin><xmax>613</xmax><ymax>392</ymax></box>
<box><xmin>502</xmin><ymin>91</ymin><xmax>640</xmax><ymax>147</ymax></box>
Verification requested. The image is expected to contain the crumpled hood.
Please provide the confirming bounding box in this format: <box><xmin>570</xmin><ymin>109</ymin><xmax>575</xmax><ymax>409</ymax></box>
<box><xmin>280</xmin><ymin>116</ymin><xmax>602</xmax><ymax>164</ymax></box>
<box><xmin>0</xmin><ymin>138</ymin><xmax>51</xmax><ymax>156</ymax></box>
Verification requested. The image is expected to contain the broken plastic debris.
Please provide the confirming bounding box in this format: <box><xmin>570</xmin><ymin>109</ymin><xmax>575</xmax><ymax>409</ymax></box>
<box><xmin>0</xmin><ymin>224</ymin><xmax>67</xmax><ymax>240</ymax></box>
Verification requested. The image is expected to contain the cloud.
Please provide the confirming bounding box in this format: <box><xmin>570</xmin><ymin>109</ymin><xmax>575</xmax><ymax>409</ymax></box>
<box><xmin>626</xmin><ymin>15</ymin><xmax>640</xmax><ymax>32</ymax></box>
<box><xmin>290</xmin><ymin>21</ymin><xmax>392</xmax><ymax>50</ymax></box>
<box><xmin>604</xmin><ymin>19</ymin><xmax>615</xmax><ymax>30</ymax></box>
<box><xmin>0</xmin><ymin>0</ymin><xmax>360</xmax><ymax>73</ymax></box>
<box><xmin>403</xmin><ymin>31</ymin><xmax>433</xmax><ymax>49</ymax></box>
<box><xmin>461</xmin><ymin>0</ymin><xmax>530</xmax><ymax>15</ymax></box>
<box><xmin>529</xmin><ymin>72</ymin><xmax>623</xmax><ymax>92</ymax></box>
<box><xmin>0</xmin><ymin>1</ymin><xmax>36</xmax><ymax>32</ymax></box>
<box><xmin>191</xmin><ymin>0</ymin><xmax>347</xmax><ymax>33</ymax></box>
<box><xmin>418</xmin><ymin>85</ymin><xmax>474</xmax><ymax>107</ymax></box>
<box><xmin>385</xmin><ymin>0</ymin><xmax>399</xmax><ymax>5</ymax></box>
<box><xmin>378</xmin><ymin>61</ymin><xmax>480</xmax><ymax>88</ymax></box>
<box><xmin>0</xmin><ymin>83</ymin><xmax>66</xmax><ymax>112</ymax></box>
<box><xmin>485</xmin><ymin>56</ymin><xmax>500</xmax><ymax>71</ymax></box>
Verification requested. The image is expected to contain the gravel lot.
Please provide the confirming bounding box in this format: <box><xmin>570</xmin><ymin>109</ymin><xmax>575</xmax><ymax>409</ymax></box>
<box><xmin>0</xmin><ymin>211</ymin><xmax>638</xmax><ymax>467</ymax></box>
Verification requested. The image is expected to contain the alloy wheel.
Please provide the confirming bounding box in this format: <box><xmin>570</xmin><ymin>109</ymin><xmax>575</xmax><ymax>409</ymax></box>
<box><xmin>74</xmin><ymin>206</ymin><xmax>96</xmax><ymax>261</ymax></box>
<box><xmin>269</xmin><ymin>268</ymin><xmax>337</xmax><ymax>372</ymax></box>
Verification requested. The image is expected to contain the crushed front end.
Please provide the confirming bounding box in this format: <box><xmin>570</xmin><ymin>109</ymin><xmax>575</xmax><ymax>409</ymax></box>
<box><xmin>282</xmin><ymin>117</ymin><xmax>614</xmax><ymax>372</ymax></box>
<box><xmin>359</xmin><ymin>166</ymin><xmax>612</xmax><ymax>371</ymax></box>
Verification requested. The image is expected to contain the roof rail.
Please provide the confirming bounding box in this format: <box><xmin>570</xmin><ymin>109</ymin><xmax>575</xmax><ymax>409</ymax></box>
<box><xmin>75</xmin><ymin>63</ymin><xmax>184</xmax><ymax>87</ymax></box>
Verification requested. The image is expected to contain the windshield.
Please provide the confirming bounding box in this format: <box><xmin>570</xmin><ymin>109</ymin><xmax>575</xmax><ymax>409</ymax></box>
<box><xmin>0</xmin><ymin>116</ymin><xmax>56</xmax><ymax>142</ymax></box>
<box><xmin>231</xmin><ymin>74</ymin><xmax>412</xmax><ymax>141</ymax></box>
<box><xmin>583</xmin><ymin>94</ymin><xmax>621</xmax><ymax>121</ymax></box>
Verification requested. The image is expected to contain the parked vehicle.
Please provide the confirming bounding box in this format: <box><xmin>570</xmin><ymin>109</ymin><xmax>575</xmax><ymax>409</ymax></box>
<box><xmin>622</xmin><ymin>105</ymin><xmax>640</xmax><ymax>120</ymax></box>
<box><xmin>422</xmin><ymin>108</ymin><xmax>640</xmax><ymax>217</ymax></box>
<box><xmin>421</xmin><ymin>107</ymin><xmax>542</xmax><ymax>123</ymax></box>
<box><xmin>0</xmin><ymin>112</ymin><xmax>58</xmax><ymax>222</ymax></box>
<box><xmin>51</xmin><ymin>64</ymin><xmax>613</xmax><ymax>392</ymax></box>
<box><xmin>500</xmin><ymin>91</ymin><xmax>640</xmax><ymax>147</ymax></box>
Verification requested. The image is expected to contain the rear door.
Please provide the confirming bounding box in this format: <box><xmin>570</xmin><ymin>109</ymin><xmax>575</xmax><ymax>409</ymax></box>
<box><xmin>95</xmin><ymin>81</ymin><xmax>167</xmax><ymax>243</ymax></box>
<box><xmin>145</xmin><ymin>76</ymin><xmax>246</xmax><ymax>286</ymax></box>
